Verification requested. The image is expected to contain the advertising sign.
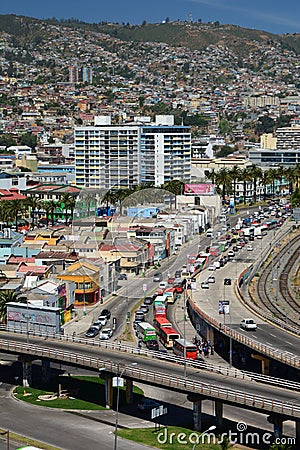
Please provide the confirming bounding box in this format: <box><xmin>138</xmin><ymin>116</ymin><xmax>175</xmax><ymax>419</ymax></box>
<box><xmin>218</xmin><ymin>300</ymin><xmax>230</xmax><ymax>315</ymax></box>
<box><xmin>184</xmin><ymin>183</ymin><xmax>215</xmax><ymax>195</ymax></box>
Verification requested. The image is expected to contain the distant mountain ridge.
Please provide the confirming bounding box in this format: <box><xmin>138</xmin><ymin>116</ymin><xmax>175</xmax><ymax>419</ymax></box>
<box><xmin>0</xmin><ymin>14</ymin><xmax>300</xmax><ymax>56</ymax></box>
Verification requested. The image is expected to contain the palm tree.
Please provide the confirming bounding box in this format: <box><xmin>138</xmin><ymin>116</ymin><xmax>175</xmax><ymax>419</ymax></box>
<box><xmin>205</xmin><ymin>169</ymin><xmax>216</xmax><ymax>184</ymax></box>
<box><xmin>229</xmin><ymin>166</ymin><xmax>241</xmax><ymax>203</ymax></box>
<box><xmin>248</xmin><ymin>165</ymin><xmax>262</xmax><ymax>204</ymax></box>
<box><xmin>61</xmin><ymin>193</ymin><xmax>77</xmax><ymax>225</ymax></box>
<box><xmin>161</xmin><ymin>179</ymin><xmax>185</xmax><ymax>209</ymax></box>
<box><xmin>0</xmin><ymin>290</ymin><xmax>19</xmax><ymax>323</ymax></box>
<box><xmin>47</xmin><ymin>200</ymin><xmax>60</xmax><ymax>226</ymax></box>
<box><xmin>41</xmin><ymin>201</ymin><xmax>52</xmax><ymax>227</ymax></box>
<box><xmin>5</xmin><ymin>199</ymin><xmax>27</xmax><ymax>231</ymax></box>
<box><xmin>0</xmin><ymin>201</ymin><xmax>11</xmax><ymax>227</ymax></box>
<box><xmin>239</xmin><ymin>168</ymin><xmax>252</xmax><ymax>205</ymax></box>
<box><xmin>284</xmin><ymin>166</ymin><xmax>297</xmax><ymax>195</ymax></box>
<box><xmin>26</xmin><ymin>196</ymin><xmax>42</xmax><ymax>228</ymax></box>
<box><xmin>214</xmin><ymin>168</ymin><xmax>232</xmax><ymax>202</ymax></box>
<box><xmin>259</xmin><ymin>170</ymin><xmax>271</xmax><ymax>201</ymax></box>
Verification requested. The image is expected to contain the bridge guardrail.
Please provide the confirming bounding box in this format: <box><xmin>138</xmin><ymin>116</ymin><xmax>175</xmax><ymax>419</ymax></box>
<box><xmin>0</xmin><ymin>337</ymin><xmax>299</xmax><ymax>418</ymax></box>
<box><xmin>1</xmin><ymin>327</ymin><xmax>300</xmax><ymax>391</ymax></box>
<box><xmin>187</xmin><ymin>297</ymin><xmax>300</xmax><ymax>369</ymax></box>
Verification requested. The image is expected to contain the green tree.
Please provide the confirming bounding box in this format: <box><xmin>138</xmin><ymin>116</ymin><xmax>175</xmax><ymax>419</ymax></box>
<box><xmin>0</xmin><ymin>290</ymin><xmax>19</xmax><ymax>323</ymax></box>
<box><xmin>61</xmin><ymin>193</ymin><xmax>77</xmax><ymax>225</ymax></box>
<box><xmin>248</xmin><ymin>165</ymin><xmax>262</xmax><ymax>204</ymax></box>
<box><xmin>47</xmin><ymin>200</ymin><xmax>60</xmax><ymax>226</ymax></box>
<box><xmin>229</xmin><ymin>166</ymin><xmax>241</xmax><ymax>202</ymax></box>
<box><xmin>26</xmin><ymin>197</ymin><xmax>42</xmax><ymax>227</ymax></box>
<box><xmin>215</xmin><ymin>168</ymin><xmax>232</xmax><ymax>201</ymax></box>
<box><xmin>5</xmin><ymin>199</ymin><xmax>27</xmax><ymax>230</ymax></box>
<box><xmin>19</xmin><ymin>132</ymin><xmax>37</xmax><ymax>149</ymax></box>
<box><xmin>41</xmin><ymin>201</ymin><xmax>52</xmax><ymax>227</ymax></box>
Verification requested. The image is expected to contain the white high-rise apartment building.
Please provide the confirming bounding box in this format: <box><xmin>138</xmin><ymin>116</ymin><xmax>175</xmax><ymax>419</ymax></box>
<box><xmin>75</xmin><ymin>116</ymin><xmax>191</xmax><ymax>189</ymax></box>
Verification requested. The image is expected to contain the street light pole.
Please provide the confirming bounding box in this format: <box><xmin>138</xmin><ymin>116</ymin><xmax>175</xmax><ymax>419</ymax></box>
<box><xmin>183</xmin><ymin>287</ymin><xmax>187</xmax><ymax>378</ymax></box>
<box><xmin>83</xmin><ymin>276</ymin><xmax>86</xmax><ymax>316</ymax></box>
<box><xmin>192</xmin><ymin>425</ymin><xmax>216</xmax><ymax>449</ymax></box>
<box><xmin>114</xmin><ymin>363</ymin><xmax>137</xmax><ymax>450</ymax></box>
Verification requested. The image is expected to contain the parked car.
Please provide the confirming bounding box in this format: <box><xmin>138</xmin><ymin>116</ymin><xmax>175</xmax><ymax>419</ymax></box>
<box><xmin>146</xmin><ymin>340</ymin><xmax>159</xmax><ymax>351</ymax></box>
<box><xmin>159</xmin><ymin>281</ymin><xmax>167</xmax><ymax>289</ymax></box>
<box><xmin>140</xmin><ymin>304</ymin><xmax>149</xmax><ymax>314</ymax></box>
<box><xmin>247</xmin><ymin>244</ymin><xmax>253</xmax><ymax>251</ymax></box>
<box><xmin>208</xmin><ymin>265</ymin><xmax>216</xmax><ymax>271</ymax></box>
<box><xmin>100</xmin><ymin>309</ymin><xmax>111</xmax><ymax>320</ymax></box>
<box><xmin>92</xmin><ymin>321</ymin><xmax>102</xmax><ymax>330</ymax></box>
<box><xmin>137</xmin><ymin>398</ymin><xmax>161</xmax><ymax>411</ymax></box>
<box><xmin>228</xmin><ymin>250</ymin><xmax>235</xmax><ymax>258</ymax></box>
<box><xmin>240</xmin><ymin>318</ymin><xmax>257</xmax><ymax>330</ymax></box>
<box><xmin>99</xmin><ymin>328</ymin><xmax>113</xmax><ymax>340</ymax></box>
<box><xmin>97</xmin><ymin>315</ymin><xmax>108</xmax><ymax>326</ymax></box>
<box><xmin>144</xmin><ymin>296</ymin><xmax>154</xmax><ymax>305</ymax></box>
<box><xmin>168</xmin><ymin>277</ymin><xmax>175</xmax><ymax>285</ymax></box>
<box><xmin>153</xmin><ymin>273</ymin><xmax>163</xmax><ymax>282</ymax></box>
<box><xmin>85</xmin><ymin>326</ymin><xmax>99</xmax><ymax>338</ymax></box>
<box><xmin>119</xmin><ymin>273</ymin><xmax>127</xmax><ymax>280</ymax></box>
<box><xmin>201</xmin><ymin>281</ymin><xmax>209</xmax><ymax>289</ymax></box>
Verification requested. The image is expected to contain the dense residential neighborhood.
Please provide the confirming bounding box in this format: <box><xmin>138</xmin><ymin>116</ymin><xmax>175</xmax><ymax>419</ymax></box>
<box><xmin>0</xmin><ymin>16</ymin><xmax>300</xmax><ymax>330</ymax></box>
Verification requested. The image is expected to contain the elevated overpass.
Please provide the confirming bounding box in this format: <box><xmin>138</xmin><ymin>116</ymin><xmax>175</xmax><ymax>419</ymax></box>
<box><xmin>0</xmin><ymin>332</ymin><xmax>299</xmax><ymax>440</ymax></box>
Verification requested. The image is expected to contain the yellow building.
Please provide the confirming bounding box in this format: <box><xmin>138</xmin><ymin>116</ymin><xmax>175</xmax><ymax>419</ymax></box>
<box><xmin>58</xmin><ymin>260</ymin><xmax>101</xmax><ymax>307</ymax></box>
<box><xmin>260</xmin><ymin>133</ymin><xmax>277</xmax><ymax>150</ymax></box>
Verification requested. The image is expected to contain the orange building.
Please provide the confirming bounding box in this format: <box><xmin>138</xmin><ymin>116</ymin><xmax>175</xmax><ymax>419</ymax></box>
<box><xmin>58</xmin><ymin>260</ymin><xmax>101</xmax><ymax>307</ymax></box>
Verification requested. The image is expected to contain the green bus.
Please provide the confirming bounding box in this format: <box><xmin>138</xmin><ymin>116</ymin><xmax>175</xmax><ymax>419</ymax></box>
<box><xmin>137</xmin><ymin>322</ymin><xmax>157</xmax><ymax>342</ymax></box>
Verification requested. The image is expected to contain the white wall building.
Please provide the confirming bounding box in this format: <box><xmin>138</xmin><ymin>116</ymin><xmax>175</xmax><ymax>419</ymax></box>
<box><xmin>74</xmin><ymin>115</ymin><xmax>191</xmax><ymax>189</ymax></box>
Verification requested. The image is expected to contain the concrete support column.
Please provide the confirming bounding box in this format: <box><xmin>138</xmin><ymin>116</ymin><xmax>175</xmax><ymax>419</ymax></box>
<box><xmin>41</xmin><ymin>359</ymin><xmax>51</xmax><ymax>385</ymax></box>
<box><xmin>22</xmin><ymin>360</ymin><xmax>32</xmax><ymax>388</ymax></box>
<box><xmin>273</xmin><ymin>416</ymin><xmax>283</xmax><ymax>439</ymax></box>
<box><xmin>125</xmin><ymin>378</ymin><xmax>133</xmax><ymax>404</ymax></box>
<box><xmin>193</xmin><ymin>399</ymin><xmax>202</xmax><ymax>431</ymax></box>
<box><xmin>104</xmin><ymin>374</ymin><xmax>113</xmax><ymax>409</ymax></box>
<box><xmin>215</xmin><ymin>401</ymin><xmax>223</xmax><ymax>427</ymax></box>
<box><xmin>295</xmin><ymin>421</ymin><xmax>300</xmax><ymax>445</ymax></box>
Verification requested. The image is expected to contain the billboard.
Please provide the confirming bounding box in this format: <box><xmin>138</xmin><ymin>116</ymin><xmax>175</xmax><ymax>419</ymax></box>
<box><xmin>7</xmin><ymin>302</ymin><xmax>61</xmax><ymax>333</ymax></box>
<box><xmin>218</xmin><ymin>300</ymin><xmax>230</xmax><ymax>315</ymax></box>
<box><xmin>184</xmin><ymin>184</ymin><xmax>215</xmax><ymax>195</ymax></box>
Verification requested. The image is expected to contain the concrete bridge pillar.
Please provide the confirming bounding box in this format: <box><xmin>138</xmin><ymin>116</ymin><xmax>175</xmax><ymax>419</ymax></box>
<box><xmin>22</xmin><ymin>360</ymin><xmax>32</xmax><ymax>388</ymax></box>
<box><xmin>215</xmin><ymin>401</ymin><xmax>223</xmax><ymax>427</ymax></box>
<box><xmin>104</xmin><ymin>374</ymin><xmax>113</xmax><ymax>409</ymax></box>
<box><xmin>193</xmin><ymin>399</ymin><xmax>202</xmax><ymax>431</ymax></box>
<box><xmin>125</xmin><ymin>378</ymin><xmax>133</xmax><ymax>404</ymax></box>
<box><xmin>41</xmin><ymin>359</ymin><xmax>51</xmax><ymax>385</ymax></box>
<box><xmin>295</xmin><ymin>421</ymin><xmax>300</xmax><ymax>445</ymax></box>
<box><xmin>251</xmin><ymin>354</ymin><xmax>270</xmax><ymax>375</ymax></box>
<box><xmin>18</xmin><ymin>356</ymin><xmax>33</xmax><ymax>388</ymax></box>
<box><xmin>267</xmin><ymin>414</ymin><xmax>283</xmax><ymax>439</ymax></box>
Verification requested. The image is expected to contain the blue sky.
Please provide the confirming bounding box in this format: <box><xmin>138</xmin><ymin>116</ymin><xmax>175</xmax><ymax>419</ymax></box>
<box><xmin>1</xmin><ymin>0</ymin><xmax>299</xmax><ymax>34</ymax></box>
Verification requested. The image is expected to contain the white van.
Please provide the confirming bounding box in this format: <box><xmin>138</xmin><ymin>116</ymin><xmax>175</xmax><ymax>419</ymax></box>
<box><xmin>213</xmin><ymin>260</ymin><xmax>221</xmax><ymax>269</ymax></box>
<box><xmin>206</xmin><ymin>228</ymin><xmax>214</xmax><ymax>238</ymax></box>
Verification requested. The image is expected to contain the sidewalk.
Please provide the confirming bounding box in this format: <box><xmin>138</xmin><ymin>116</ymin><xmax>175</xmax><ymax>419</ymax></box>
<box><xmin>172</xmin><ymin>290</ymin><xmax>230</xmax><ymax>367</ymax></box>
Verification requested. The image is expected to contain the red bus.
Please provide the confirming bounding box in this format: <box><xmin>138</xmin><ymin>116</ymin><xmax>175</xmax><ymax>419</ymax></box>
<box><xmin>153</xmin><ymin>316</ymin><xmax>172</xmax><ymax>332</ymax></box>
<box><xmin>164</xmin><ymin>287</ymin><xmax>177</xmax><ymax>304</ymax></box>
<box><xmin>173</xmin><ymin>338</ymin><xmax>198</xmax><ymax>360</ymax></box>
<box><xmin>154</xmin><ymin>304</ymin><xmax>167</xmax><ymax>319</ymax></box>
<box><xmin>159</xmin><ymin>326</ymin><xmax>180</xmax><ymax>349</ymax></box>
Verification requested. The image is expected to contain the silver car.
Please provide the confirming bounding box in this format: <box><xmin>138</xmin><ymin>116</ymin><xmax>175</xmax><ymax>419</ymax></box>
<box><xmin>99</xmin><ymin>328</ymin><xmax>113</xmax><ymax>340</ymax></box>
